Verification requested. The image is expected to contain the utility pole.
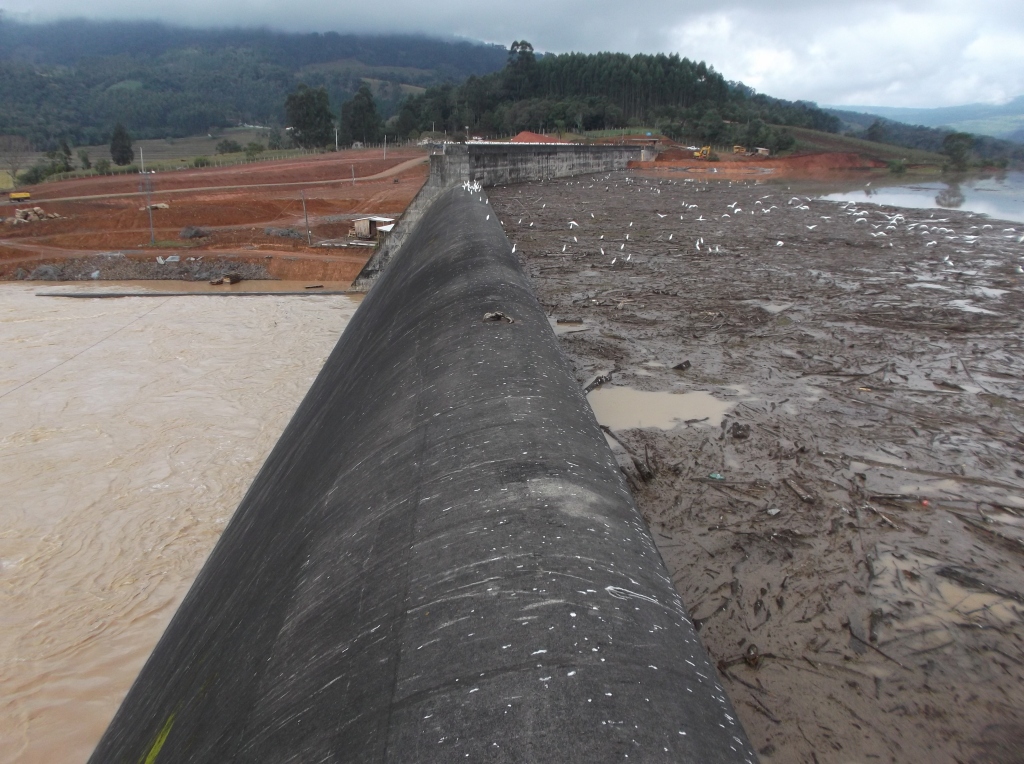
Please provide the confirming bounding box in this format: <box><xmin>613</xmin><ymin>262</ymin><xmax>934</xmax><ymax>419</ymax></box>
<box><xmin>139</xmin><ymin>147</ymin><xmax>145</xmax><ymax>173</ymax></box>
<box><xmin>141</xmin><ymin>172</ymin><xmax>155</xmax><ymax>245</ymax></box>
<box><xmin>351</xmin><ymin>164</ymin><xmax>355</xmax><ymax>185</ymax></box>
<box><xmin>383</xmin><ymin>135</ymin><xmax>387</xmax><ymax>160</ymax></box>
<box><xmin>335</xmin><ymin>127</ymin><xmax>339</xmax><ymax>152</ymax></box>
<box><xmin>301</xmin><ymin>190</ymin><xmax>311</xmax><ymax>246</ymax></box>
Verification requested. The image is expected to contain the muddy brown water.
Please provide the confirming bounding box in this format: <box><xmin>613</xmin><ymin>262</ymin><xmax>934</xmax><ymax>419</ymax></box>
<box><xmin>492</xmin><ymin>172</ymin><xmax>1024</xmax><ymax>763</ymax></box>
<box><xmin>0</xmin><ymin>284</ymin><xmax>359</xmax><ymax>762</ymax></box>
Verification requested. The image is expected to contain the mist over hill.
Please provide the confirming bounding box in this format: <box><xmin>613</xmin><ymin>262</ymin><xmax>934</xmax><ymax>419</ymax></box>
<box><xmin>827</xmin><ymin>97</ymin><xmax>1024</xmax><ymax>142</ymax></box>
<box><xmin>0</xmin><ymin>19</ymin><xmax>507</xmax><ymax>147</ymax></box>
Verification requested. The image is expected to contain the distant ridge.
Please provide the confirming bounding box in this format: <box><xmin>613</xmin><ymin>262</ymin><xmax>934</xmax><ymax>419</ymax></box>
<box><xmin>824</xmin><ymin>96</ymin><xmax>1024</xmax><ymax>142</ymax></box>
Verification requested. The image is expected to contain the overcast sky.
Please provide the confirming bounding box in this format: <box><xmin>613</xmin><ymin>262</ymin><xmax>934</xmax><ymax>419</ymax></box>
<box><xmin>3</xmin><ymin>0</ymin><xmax>1022</xmax><ymax>108</ymax></box>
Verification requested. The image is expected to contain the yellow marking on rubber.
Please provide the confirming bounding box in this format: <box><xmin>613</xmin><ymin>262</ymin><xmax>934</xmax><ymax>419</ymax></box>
<box><xmin>141</xmin><ymin>713</ymin><xmax>175</xmax><ymax>764</ymax></box>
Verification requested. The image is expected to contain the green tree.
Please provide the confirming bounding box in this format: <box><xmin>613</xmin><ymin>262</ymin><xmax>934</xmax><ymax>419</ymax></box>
<box><xmin>267</xmin><ymin>129</ymin><xmax>284</xmax><ymax>150</ymax></box>
<box><xmin>244</xmin><ymin>142</ymin><xmax>265</xmax><ymax>160</ymax></box>
<box><xmin>286</xmin><ymin>84</ymin><xmax>335</xmax><ymax>148</ymax></box>
<box><xmin>77</xmin><ymin>149</ymin><xmax>91</xmax><ymax>170</ymax></box>
<box><xmin>110</xmin><ymin>123</ymin><xmax>134</xmax><ymax>166</ymax></box>
<box><xmin>942</xmin><ymin>132</ymin><xmax>973</xmax><ymax>171</ymax></box>
<box><xmin>340</xmin><ymin>85</ymin><xmax>383</xmax><ymax>145</ymax></box>
<box><xmin>216</xmin><ymin>139</ymin><xmax>243</xmax><ymax>154</ymax></box>
<box><xmin>866</xmin><ymin>120</ymin><xmax>886</xmax><ymax>143</ymax></box>
<box><xmin>0</xmin><ymin>135</ymin><xmax>33</xmax><ymax>187</ymax></box>
<box><xmin>697</xmin><ymin>109</ymin><xmax>725</xmax><ymax>144</ymax></box>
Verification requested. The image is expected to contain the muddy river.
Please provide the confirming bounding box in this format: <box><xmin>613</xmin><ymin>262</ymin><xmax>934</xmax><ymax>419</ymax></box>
<box><xmin>0</xmin><ymin>283</ymin><xmax>359</xmax><ymax>763</ymax></box>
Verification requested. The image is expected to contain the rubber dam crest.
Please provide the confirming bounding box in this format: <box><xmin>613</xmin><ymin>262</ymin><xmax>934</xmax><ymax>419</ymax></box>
<box><xmin>91</xmin><ymin>147</ymin><xmax>756</xmax><ymax>763</ymax></box>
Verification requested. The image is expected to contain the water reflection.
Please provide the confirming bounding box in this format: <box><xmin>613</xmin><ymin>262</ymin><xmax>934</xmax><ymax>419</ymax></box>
<box><xmin>816</xmin><ymin>170</ymin><xmax>1024</xmax><ymax>223</ymax></box>
<box><xmin>935</xmin><ymin>182</ymin><xmax>965</xmax><ymax>209</ymax></box>
<box><xmin>0</xmin><ymin>284</ymin><xmax>358</xmax><ymax>762</ymax></box>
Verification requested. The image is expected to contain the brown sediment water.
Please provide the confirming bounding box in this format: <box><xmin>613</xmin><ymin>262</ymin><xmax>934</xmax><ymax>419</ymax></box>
<box><xmin>0</xmin><ymin>283</ymin><xmax>359</xmax><ymax>763</ymax></box>
<box><xmin>32</xmin><ymin>279</ymin><xmax>354</xmax><ymax>295</ymax></box>
<box><xmin>586</xmin><ymin>386</ymin><xmax>733</xmax><ymax>430</ymax></box>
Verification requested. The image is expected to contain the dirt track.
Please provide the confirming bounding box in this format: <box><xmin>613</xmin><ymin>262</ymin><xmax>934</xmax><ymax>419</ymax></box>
<box><xmin>491</xmin><ymin>171</ymin><xmax>1024</xmax><ymax>764</ymax></box>
<box><xmin>1</xmin><ymin>148</ymin><xmax>429</xmax><ymax>282</ymax></box>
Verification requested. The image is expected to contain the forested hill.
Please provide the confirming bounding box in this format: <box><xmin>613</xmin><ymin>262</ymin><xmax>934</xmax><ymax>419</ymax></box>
<box><xmin>394</xmin><ymin>45</ymin><xmax>841</xmax><ymax>151</ymax></box>
<box><xmin>0</xmin><ymin>19</ymin><xmax>507</xmax><ymax>148</ymax></box>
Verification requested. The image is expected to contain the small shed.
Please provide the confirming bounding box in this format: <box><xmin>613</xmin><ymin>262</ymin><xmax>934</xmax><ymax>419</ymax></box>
<box><xmin>755</xmin><ymin>147</ymin><xmax>771</xmax><ymax>156</ymax></box>
<box><xmin>353</xmin><ymin>216</ymin><xmax>395</xmax><ymax>240</ymax></box>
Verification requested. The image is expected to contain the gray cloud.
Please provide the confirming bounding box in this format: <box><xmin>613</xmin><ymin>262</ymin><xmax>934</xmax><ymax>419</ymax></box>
<box><xmin>2</xmin><ymin>0</ymin><xmax>1021</xmax><ymax>107</ymax></box>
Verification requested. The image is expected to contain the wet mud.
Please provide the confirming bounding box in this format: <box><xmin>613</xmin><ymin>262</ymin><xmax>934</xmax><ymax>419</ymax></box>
<box><xmin>490</xmin><ymin>172</ymin><xmax>1024</xmax><ymax>763</ymax></box>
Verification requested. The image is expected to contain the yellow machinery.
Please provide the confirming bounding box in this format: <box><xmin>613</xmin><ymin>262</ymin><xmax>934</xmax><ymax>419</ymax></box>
<box><xmin>693</xmin><ymin>146</ymin><xmax>710</xmax><ymax>159</ymax></box>
<box><xmin>733</xmin><ymin>145</ymin><xmax>746</xmax><ymax>154</ymax></box>
<box><xmin>8</xmin><ymin>191</ymin><xmax>31</xmax><ymax>202</ymax></box>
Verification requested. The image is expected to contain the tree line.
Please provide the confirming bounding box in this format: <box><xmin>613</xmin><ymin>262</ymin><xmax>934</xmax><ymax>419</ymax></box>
<box><xmin>0</xmin><ymin>19</ymin><xmax>507</xmax><ymax>150</ymax></box>
<box><xmin>389</xmin><ymin>43</ymin><xmax>839</xmax><ymax>148</ymax></box>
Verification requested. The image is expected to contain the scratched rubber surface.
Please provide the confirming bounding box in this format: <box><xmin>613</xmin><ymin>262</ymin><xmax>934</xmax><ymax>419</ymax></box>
<box><xmin>90</xmin><ymin>185</ymin><xmax>756</xmax><ymax>763</ymax></box>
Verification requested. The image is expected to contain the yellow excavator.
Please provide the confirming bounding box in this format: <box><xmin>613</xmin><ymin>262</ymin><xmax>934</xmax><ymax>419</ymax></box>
<box><xmin>693</xmin><ymin>146</ymin><xmax>711</xmax><ymax>160</ymax></box>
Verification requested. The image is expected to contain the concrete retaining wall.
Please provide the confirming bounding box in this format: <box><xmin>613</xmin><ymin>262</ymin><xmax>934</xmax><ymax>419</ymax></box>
<box><xmin>352</xmin><ymin>143</ymin><xmax>643</xmax><ymax>289</ymax></box>
<box><xmin>90</xmin><ymin>185</ymin><xmax>755</xmax><ymax>764</ymax></box>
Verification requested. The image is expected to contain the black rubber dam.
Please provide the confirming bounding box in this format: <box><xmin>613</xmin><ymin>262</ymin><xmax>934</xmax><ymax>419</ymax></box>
<box><xmin>90</xmin><ymin>185</ymin><xmax>757</xmax><ymax>762</ymax></box>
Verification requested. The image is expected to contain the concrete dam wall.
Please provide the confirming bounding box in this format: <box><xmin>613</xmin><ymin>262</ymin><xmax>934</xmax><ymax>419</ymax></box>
<box><xmin>90</xmin><ymin>185</ymin><xmax>754</xmax><ymax>763</ymax></box>
<box><xmin>353</xmin><ymin>143</ymin><xmax>643</xmax><ymax>289</ymax></box>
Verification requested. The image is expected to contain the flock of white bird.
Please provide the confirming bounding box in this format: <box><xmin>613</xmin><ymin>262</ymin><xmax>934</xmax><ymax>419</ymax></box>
<box><xmin>469</xmin><ymin>175</ymin><xmax>1023</xmax><ymax>279</ymax></box>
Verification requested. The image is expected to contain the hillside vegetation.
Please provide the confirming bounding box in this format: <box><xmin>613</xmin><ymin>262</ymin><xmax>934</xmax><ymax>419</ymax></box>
<box><xmin>0</xmin><ymin>19</ymin><xmax>507</xmax><ymax>149</ymax></box>
<box><xmin>395</xmin><ymin>43</ymin><xmax>839</xmax><ymax>152</ymax></box>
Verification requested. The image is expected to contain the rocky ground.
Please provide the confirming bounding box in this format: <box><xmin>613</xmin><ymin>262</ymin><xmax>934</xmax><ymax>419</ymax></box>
<box><xmin>490</xmin><ymin>171</ymin><xmax>1024</xmax><ymax>764</ymax></box>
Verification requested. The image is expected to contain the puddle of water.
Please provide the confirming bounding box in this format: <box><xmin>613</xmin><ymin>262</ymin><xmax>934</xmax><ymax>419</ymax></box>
<box><xmin>587</xmin><ymin>386</ymin><xmax>733</xmax><ymax>430</ymax></box>
<box><xmin>33</xmin><ymin>279</ymin><xmax>355</xmax><ymax>295</ymax></box>
<box><xmin>0</xmin><ymin>282</ymin><xmax>356</xmax><ymax>762</ymax></box>
<box><xmin>818</xmin><ymin>171</ymin><xmax>1024</xmax><ymax>224</ymax></box>
<box><xmin>744</xmin><ymin>300</ymin><xmax>793</xmax><ymax>314</ymax></box>
<box><xmin>869</xmin><ymin>548</ymin><xmax>1020</xmax><ymax>654</ymax></box>
<box><xmin>948</xmin><ymin>299</ymin><xmax>1000</xmax><ymax>315</ymax></box>
<box><xmin>907</xmin><ymin>282</ymin><xmax>951</xmax><ymax>291</ymax></box>
<box><xmin>548</xmin><ymin>317</ymin><xmax>589</xmax><ymax>334</ymax></box>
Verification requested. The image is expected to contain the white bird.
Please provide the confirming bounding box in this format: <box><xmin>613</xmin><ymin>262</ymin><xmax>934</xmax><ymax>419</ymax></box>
<box><xmin>573</xmin><ymin>236</ymin><xmax>578</xmax><ymax>243</ymax></box>
<box><xmin>518</xmin><ymin>218</ymin><xmax>522</xmax><ymax>224</ymax></box>
<box><xmin>722</xmin><ymin>214</ymin><xmax>730</xmax><ymax>218</ymax></box>
<box><xmin>669</xmin><ymin>233</ymin><xmax>673</xmax><ymax>240</ymax></box>
<box><xmin>620</xmin><ymin>243</ymin><xmax>625</xmax><ymax>250</ymax></box>
<box><xmin>806</xmin><ymin>225</ymin><xmax>817</xmax><ymax>230</ymax></box>
<box><xmin>529</xmin><ymin>222</ymin><xmax>534</xmax><ymax>227</ymax></box>
<box><xmin>486</xmin><ymin>214</ymin><xmax>490</xmax><ymax>220</ymax></box>
<box><xmin>697</xmin><ymin>215</ymin><xmax>706</xmax><ymax>221</ymax></box>
<box><xmin>629</xmin><ymin>222</ymin><xmax>634</xmax><ymax>227</ymax></box>
<box><xmin>591</xmin><ymin>213</ymin><xmax>595</xmax><ymax>218</ymax></box>
<box><xmin>569</xmin><ymin>221</ymin><xmax>579</xmax><ymax>228</ymax></box>
<box><xmin>600</xmin><ymin>247</ymin><xmax>605</xmax><ymax>255</ymax></box>
<box><xmin>611</xmin><ymin>257</ymin><xmax>617</xmax><ymax>265</ymax></box>
<box><xmin>599</xmin><ymin>235</ymin><xmax>604</xmax><ymax>240</ymax></box>
<box><xmin>511</xmin><ymin>243</ymin><xmax>516</xmax><ymax>253</ymax></box>
<box><xmin>925</xmin><ymin>241</ymin><xmax>938</xmax><ymax>247</ymax></box>
<box><xmin>776</xmin><ymin>241</ymin><xmax>784</xmax><ymax>246</ymax></box>
<box><xmin>657</xmin><ymin>213</ymin><xmax>667</xmax><ymax>218</ymax></box>
<box><xmin>563</xmin><ymin>244</ymin><xmax>567</xmax><ymax>252</ymax></box>
<box><xmin>696</xmin><ymin>241</ymin><xmax>701</xmax><ymax>251</ymax></box>
<box><xmin>626</xmin><ymin>254</ymin><xmax>631</xmax><ymax>261</ymax></box>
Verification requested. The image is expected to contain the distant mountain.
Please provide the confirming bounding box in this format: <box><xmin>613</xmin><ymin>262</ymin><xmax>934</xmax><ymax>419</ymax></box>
<box><xmin>0</xmin><ymin>19</ymin><xmax>508</xmax><ymax>148</ymax></box>
<box><xmin>825</xmin><ymin>97</ymin><xmax>1024</xmax><ymax>142</ymax></box>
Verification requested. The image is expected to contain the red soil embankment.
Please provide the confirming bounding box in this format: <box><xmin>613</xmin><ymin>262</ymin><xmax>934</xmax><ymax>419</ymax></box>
<box><xmin>2</xmin><ymin>147</ymin><xmax>430</xmax><ymax>284</ymax></box>
<box><xmin>28</xmin><ymin>148</ymin><xmax>426</xmax><ymax>201</ymax></box>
